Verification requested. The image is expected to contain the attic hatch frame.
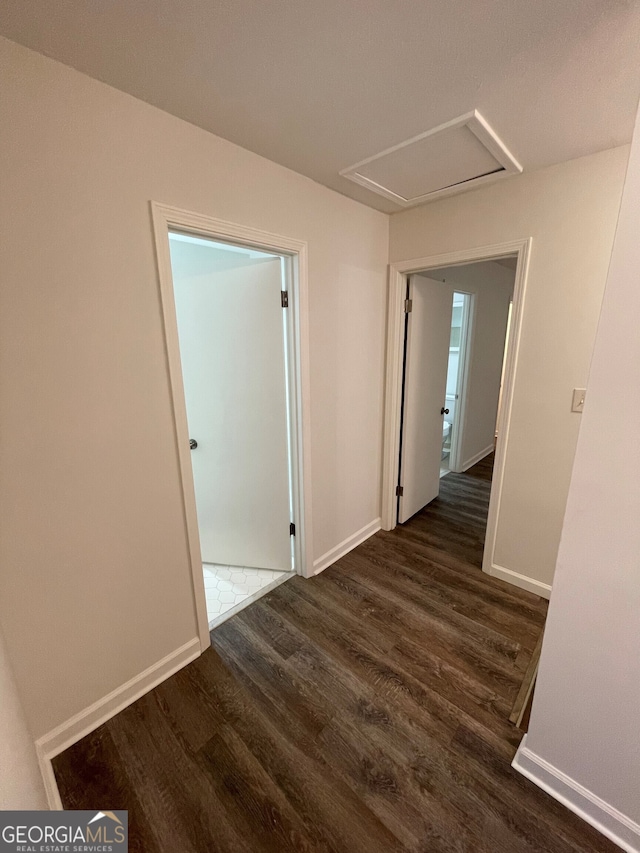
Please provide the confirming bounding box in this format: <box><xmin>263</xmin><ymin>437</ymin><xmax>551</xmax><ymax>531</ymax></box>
<box><xmin>340</xmin><ymin>110</ymin><xmax>522</xmax><ymax>208</ymax></box>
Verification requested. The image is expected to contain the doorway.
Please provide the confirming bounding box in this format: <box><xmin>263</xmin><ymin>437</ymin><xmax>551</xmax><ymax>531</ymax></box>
<box><xmin>382</xmin><ymin>239</ymin><xmax>530</xmax><ymax>584</ymax></box>
<box><xmin>152</xmin><ymin>204</ymin><xmax>312</xmax><ymax>649</ymax></box>
<box><xmin>169</xmin><ymin>231</ymin><xmax>295</xmax><ymax>628</ymax></box>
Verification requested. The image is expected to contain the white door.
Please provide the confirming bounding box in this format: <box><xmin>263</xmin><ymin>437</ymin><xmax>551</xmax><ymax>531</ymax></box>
<box><xmin>398</xmin><ymin>274</ymin><xmax>453</xmax><ymax>523</ymax></box>
<box><xmin>170</xmin><ymin>237</ymin><xmax>291</xmax><ymax>570</ymax></box>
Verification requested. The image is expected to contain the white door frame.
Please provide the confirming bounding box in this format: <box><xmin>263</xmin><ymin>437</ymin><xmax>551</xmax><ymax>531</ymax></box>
<box><xmin>151</xmin><ymin>202</ymin><xmax>313</xmax><ymax>651</ymax></box>
<box><xmin>448</xmin><ymin>290</ymin><xmax>474</xmax><ymax>474</ymax></box>
<box><xmin>381</xmin><ymin>238</ymin><xmax>531</xmax><ymax>580</ymax></box>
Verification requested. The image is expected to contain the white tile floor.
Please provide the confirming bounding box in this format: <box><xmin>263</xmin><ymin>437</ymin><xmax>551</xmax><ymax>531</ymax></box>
<box><xmin>202</xmin><ymin>564</ymin><xmax>291</xmax><ymax>628</ymax></box>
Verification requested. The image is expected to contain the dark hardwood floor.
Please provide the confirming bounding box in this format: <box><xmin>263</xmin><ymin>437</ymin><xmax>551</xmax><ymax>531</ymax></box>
<box><xmin>53</xmin><ymin>455</ymin><xmax>616</xmax><ymax>852</ymax></box>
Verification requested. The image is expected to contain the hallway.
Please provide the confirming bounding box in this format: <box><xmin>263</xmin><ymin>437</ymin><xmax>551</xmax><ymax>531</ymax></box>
<box><xmin>52</xmin><ymin>459</ymin><xmax>615</xmax><ymax>853</ymax></box>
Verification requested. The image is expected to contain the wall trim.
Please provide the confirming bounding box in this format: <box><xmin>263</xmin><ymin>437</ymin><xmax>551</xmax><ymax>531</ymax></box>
<box><xmin>461</xmin><ymin>443</ymin><xmax>495</xmax><ymax>472</ymax></box>
<box><xmin>313</xmin><ymin>518</ymin><xmax>381</xmax><ymax>575</ymax></box>
<box><xmin>36</xmin><ymin>745</ymin><xmax>64</xmax><ymax>811</ymax></box>
<box><xmin>35</xmin><ymin>637</ymin><xmax>201</xmax><ymax>810</ymax></box>
<box><xmin>448</xmin><ymin>291</ymin><xmax>473</xmax><ymax>473</ymax></box>
<box><xmin>489</xmin><ymin>563</ymin><xmax>551</xmax><ymax>599</ymax></box>
<box><xmin>513</xmin><ymin>736</ymin><xmax>640</xmax><ymax>853</ymax></box>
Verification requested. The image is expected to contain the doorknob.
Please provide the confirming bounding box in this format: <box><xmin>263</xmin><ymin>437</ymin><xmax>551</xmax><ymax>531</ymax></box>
<box><xmin>441</xmin><ymin>407</ymin><xmax>449</xmax><ymax>415</ymax></box>
<box><xmin>189</xmin><ymin>439</ymin><xmax>198</xmax><ymax>450</ymax></box>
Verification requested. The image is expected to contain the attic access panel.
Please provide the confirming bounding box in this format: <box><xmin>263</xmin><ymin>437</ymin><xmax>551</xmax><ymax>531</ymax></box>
<box><xmin>340</xmin><ymin>111</ymin><xmax>522</xmax><ymax>208</ymax></box>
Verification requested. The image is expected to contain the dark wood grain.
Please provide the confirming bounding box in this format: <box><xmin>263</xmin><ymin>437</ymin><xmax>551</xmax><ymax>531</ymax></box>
<box><xmin>53</xmin><ymin>455</ymin><xmax>616</xmax><ymax>852</ymax></box>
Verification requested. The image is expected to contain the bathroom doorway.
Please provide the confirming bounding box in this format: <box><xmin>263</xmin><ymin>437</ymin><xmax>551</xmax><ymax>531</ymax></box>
<box><xmin>152</xmin><ymin>204</ymin><xmax>310</xmax><ymax>647</ymax></box>
<box><xmin>168</xmin><ymin>232</ymin><xmax>295</xmax><ymax>628</ymax></box>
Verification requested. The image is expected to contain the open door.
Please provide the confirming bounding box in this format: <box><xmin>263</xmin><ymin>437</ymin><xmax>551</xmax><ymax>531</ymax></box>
<box><xmin>170</xmin><ymin>235</ymin><xmax>292</xmax><ymax>570</ymax></box>
<box><xmin>398</xmin><ymin>274</ymin><xmax>453</xmax><ymax>523</ymax></box>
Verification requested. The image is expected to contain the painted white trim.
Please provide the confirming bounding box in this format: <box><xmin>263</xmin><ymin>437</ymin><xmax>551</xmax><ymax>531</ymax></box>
<box><xmin>207</xmin><ymin>572</ymin><xmax>293</xmax><ymax>630</ymax></box>
<box><xmin>481</xmin><ymin>242</ymin><xmax>531</xmax><ymax>581</ymax></box>
<box><xmin>36</xmin><ymin>746</ymin><xmax>63</xmax><ymax>810</ymax></box>
<box><xmin>150</xmin><ymin>202</ymin><xmax>314</xmax><ymax>651</ymax></box>
<box><xmin>461</xmin><ymin>443</ymin><xmax>495</xmax><ymax>472</ymax></box>
<box><xmin>36</xmin><ymin>638</ymin><xmax>201</xmax><ymax>809</ymax></box>
<box><xmin>448</xmin><ymin>292</ymin><xmax>473</xmax><ymax>473</ymax></box>
<box><xmin>381</xmin><ymin>239</ymin><xmax>534</xmax><ymax>596</ymax></box>
<box><xmin>488</xmin><ymin>563</ymin><xmax>551</xmax><ymax>599</ymax></box>
<box><xmin>513</xmin><ymin>736</ymin><xmax>640</xmax><ymax>853</ymax></box>
<box><xmin>312</xmin><ymin>519</ymin><xmax>381</xmax><ymax>575</ymax></box>
<box><xmin>340</xmin><ymin>111</ymin><xmax>522</xmax><ymax>208</ymax></box>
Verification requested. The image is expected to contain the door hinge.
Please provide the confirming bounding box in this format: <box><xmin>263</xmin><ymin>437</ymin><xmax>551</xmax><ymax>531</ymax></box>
<box><xmin>281</xmin><ymin>291</ymin><xmax>289</xmax><ymax>308</ymax></box>
<box><xmin>396</xmin><ymin>485</ymin><xmax>404</xmax><ymax>497</ymax></box>
<box><xmin>404</xmin><ymin>298</ymin><xmax>412</xmax><ymax>313</ymax></box>
<box><xmin>289</xmin><ymin>522</ymin><xmax>296</xmax><ymax>536</ymax></box>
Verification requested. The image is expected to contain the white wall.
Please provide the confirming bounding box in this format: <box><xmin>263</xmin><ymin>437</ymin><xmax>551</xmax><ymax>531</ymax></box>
<box><xmin>0</xmin><ymin>630</ymin><xmax>47</xmax><ymax>809</ymax></box>
<box><xmin>390</xmin><ymin>146</ymin><xmax>628</xmax><ymax>591</ymax></box>
<box><xmin>516</xmin><ymin>100</ymin><xmax>640</xmax><ymax>852</ymax></box>
<box><xmin>0</xmin><ymin>36</ymin><xmax>388</xmax><ymax>740</ymax></box>
<box><xmin>427</xmin><ymin>261</ymin><xmax>514</xmax><ymax>469</ymax></box>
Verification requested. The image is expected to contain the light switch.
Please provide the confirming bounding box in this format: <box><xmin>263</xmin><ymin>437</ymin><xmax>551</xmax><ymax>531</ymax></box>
<box><xmin>572</xmin><ymin>388</ymin><xmax>586</xmax><ymax>413</ymax></box>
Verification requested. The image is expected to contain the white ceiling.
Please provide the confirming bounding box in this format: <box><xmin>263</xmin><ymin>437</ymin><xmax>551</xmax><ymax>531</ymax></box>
<box><xmin>169</xmin><ymin>234</ymin><xmax>277</xmax><ymax>277</ymax></box>
<box><xmin>1</xmin><ymin>0</ymin><xmax>639</xmax><ymax>213</ymax></box>
<box><xmin>425</xmin><ymin>259</ymin><xmax>517</xmax><ymax>283</ymax></box>
<box><xmin>494</xmin><ymin>256</ymin><xmax>519</xmax><ymax>272</ymax></box>
<box><xmin>170</xmin><ymin>232</ymin><xmax>278</xmax><ymax>260</ymax></box>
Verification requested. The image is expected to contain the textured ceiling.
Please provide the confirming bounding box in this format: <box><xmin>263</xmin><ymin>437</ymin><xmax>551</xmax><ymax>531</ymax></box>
<box><xmin>1</xmin><ymin>0</ymin><xmax>639</xmax><ymax>212</ymax></box>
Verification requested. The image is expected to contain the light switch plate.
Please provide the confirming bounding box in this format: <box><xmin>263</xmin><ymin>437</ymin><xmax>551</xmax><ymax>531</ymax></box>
<box><xmin>572</xmin><ymin>388</ymin><xmax>586</xmax><ymax>413</ymax></box>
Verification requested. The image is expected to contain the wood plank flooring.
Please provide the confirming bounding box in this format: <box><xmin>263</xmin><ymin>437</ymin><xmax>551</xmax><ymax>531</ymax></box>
<box><xmin>53</xmin><ymin>455</ymin><xmax>616</xmax><ymax>852</ymax></box>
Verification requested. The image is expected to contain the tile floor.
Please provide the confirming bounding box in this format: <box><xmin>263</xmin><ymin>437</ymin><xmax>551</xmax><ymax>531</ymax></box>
<box><xmin>202</xmin><ymin>564</ymin><xmax>291</xmax><ymax>628</ymax></box>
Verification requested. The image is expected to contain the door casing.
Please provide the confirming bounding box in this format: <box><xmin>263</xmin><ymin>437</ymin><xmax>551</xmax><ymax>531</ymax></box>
<box><xmin>448</xmin><ymin>290</ymin><xmax>474</xmax><ymax>474</ymax></box>
<box><xmin>151</xmin><ymin>202</ymin><xmax>313</xmax><ymax>651</ymax></box>
<box><xmin>381</xmin><ymin>239</ymin><xmax>531</xmax><ymax>582</ymax></box>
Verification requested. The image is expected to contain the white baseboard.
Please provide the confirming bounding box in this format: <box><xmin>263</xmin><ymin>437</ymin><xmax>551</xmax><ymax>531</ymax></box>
<box><xmin>36</xmin><ymin>637</ymin><xmax>201</xmax><ymax>809</ymax></box>
<box><xmin>461</xmin><ymin>444</ymin><xmax>495</xmax><ymax>472</ymax></box>
<box><xmin>488</xmin><ymin>562</ymin><xmax>552</xmax><ymax>599</ymax></box>
<box><xmin>513</xmin><ymin>736</ymin><xmax>640</xmax><ymax>853</ymax></box>
<box><xmin>313</xmin><ymin>518</ymin><xmax>381</xmax><ymax>576</ymax></box>
<box><xmin>36</xmin><ymin>746</ymin><xmax>64</xmax><ymax>810</ymax></box>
